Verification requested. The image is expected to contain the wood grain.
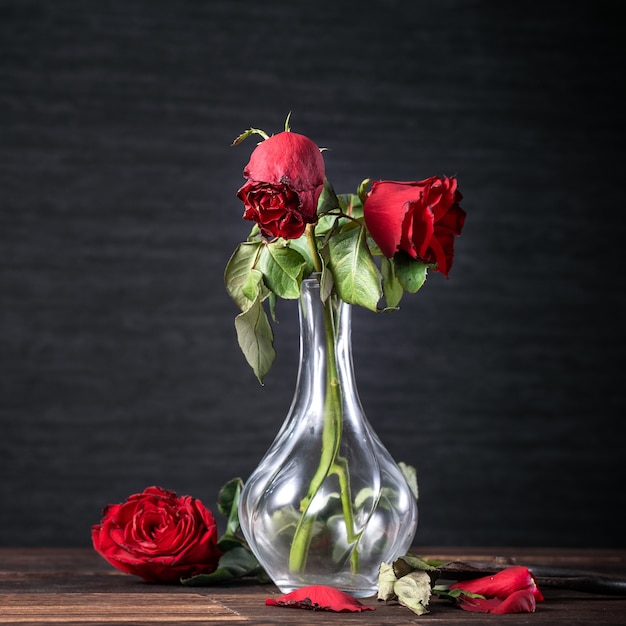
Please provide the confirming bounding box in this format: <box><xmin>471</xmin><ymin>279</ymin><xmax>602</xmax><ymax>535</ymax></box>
<box><xmin>0</xmin><ymin>593</ymin><xmax>242</xmax><ymax>623</ymax></box>
<box><xmin>1</xmin><ymin>548</ymin><xmax>625</xmax><ymax>625</ymax></box>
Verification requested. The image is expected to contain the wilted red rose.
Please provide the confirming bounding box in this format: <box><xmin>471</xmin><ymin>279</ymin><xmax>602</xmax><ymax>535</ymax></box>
<box><xmin>92</xmin><ymin>486</ymin><xmax>222</xmax><ymax>583</ymax></box>
<box><xmin>237</xmin><ymin>131</ymin><xmax>325</xmax><ymax>239</ymax></box>
<box><xmin>450</xmin><ymin>566</ymin><xmax>544</xmax><ymax>614</ymax></box>
<box><xmin>363</xmin><ymin>176</ymin><xmax>465</xmax><ymax>277</ymax></box>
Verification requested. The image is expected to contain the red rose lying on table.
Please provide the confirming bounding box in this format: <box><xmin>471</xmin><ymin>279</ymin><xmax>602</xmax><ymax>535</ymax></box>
<box><xmin>92</xmin><ymin>486</ymin><xmax>222</xmax><ymax>583</ymax></box>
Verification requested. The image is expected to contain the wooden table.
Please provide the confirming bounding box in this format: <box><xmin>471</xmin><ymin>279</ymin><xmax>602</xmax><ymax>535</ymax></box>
<box><xmin>1</xmin><ymin>547</ymin><xmax>625</xmax><ymax>625</ymax></box>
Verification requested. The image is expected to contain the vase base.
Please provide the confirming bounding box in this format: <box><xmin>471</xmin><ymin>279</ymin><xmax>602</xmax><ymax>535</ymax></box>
<box><xmin>272</xmin><ymin>573</ymin><xmax>378</xmax><ymax>598</ymax></box>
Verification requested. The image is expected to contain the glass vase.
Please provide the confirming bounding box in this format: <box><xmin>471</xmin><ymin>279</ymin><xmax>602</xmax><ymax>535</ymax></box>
<box><xmin>238</xmin><ymin>275</ymin><xmax>418</xmax><ymax>597</ymax></box>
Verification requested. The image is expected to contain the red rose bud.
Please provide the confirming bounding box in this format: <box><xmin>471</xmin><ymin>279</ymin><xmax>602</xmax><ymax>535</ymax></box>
<box><xmin>450</xmin><ymin>566</ymin><xmax>544</xmax><ymax>614</ymax></box>
<box><xmin>266</xmin><ymin>585</ymin><xmax>375</xmax><ymax>612</ymax></box>
<box><xmin>237</xmin><ymin>131</ymin><xmax>325</xmax><ymax>239</ymax></box>
<box><xmin>363</xmin><ymin>176</ymin><xmax>465</xmax><ymax>277</ymax></box>
<box><xmin>91</xmin><ymin>486</ymin><xmax>222</xmax><ymax>583</ymax></box>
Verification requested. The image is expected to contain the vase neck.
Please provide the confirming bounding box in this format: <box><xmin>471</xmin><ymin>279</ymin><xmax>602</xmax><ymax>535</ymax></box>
<box><xmin>294</xmin><ymin>277</ymin><xmax>357</xmax><ymax>406</ymax></box>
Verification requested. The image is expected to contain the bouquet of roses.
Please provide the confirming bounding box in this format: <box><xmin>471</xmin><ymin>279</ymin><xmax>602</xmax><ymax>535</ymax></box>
<box><xmin>225</xmin><ymin>115</ymin><xmax>466</xmax><ymax>383</ymax></box>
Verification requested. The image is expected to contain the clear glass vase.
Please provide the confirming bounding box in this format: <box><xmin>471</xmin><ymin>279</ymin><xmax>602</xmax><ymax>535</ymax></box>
<box><xmin>238</xmin><ymin>276</ymin><xmax>418</xmax><ymax>597</ymax></box>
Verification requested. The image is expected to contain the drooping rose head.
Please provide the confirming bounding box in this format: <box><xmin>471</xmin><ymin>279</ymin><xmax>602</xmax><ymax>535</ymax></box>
<box><xmin>236</xmin><ymin>131</ymin><xmax>325</xmax><ymax>239</ymax></box>
<box><xmin>363</xmin><ymin>176</ymin><xmax>465</xmax><ymax>277</ymax></box>
<box><xmin>92</xmin><ymin>486</ymin><xmax>222</xmax><ymax>583</ymax></box>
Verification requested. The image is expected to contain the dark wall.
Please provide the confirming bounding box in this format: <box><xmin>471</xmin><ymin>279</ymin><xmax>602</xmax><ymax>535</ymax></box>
<box><xmin>1</xmin><ymin>0</ymin><xmax>624</xmax><ymax>548</ymax></box>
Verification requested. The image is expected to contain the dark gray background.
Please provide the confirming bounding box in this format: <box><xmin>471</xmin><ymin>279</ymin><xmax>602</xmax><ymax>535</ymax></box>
<box><xmin>1</xmin><ymin>0</ymin><xmax>624</xmax><ymax>548</ymax></box>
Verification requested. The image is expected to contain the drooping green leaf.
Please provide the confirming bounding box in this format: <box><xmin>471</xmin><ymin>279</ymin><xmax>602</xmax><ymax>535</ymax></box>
<box><xmin>317</xmin><ymin>177</ymin><xmax>341</xmax><ymax>216</ymax></box>
<box><xmin>315</xmin><ymin>212</ymin><xmax>341</xmax><ymax>238</ymax></box>
<box><xmin>216</xmin><ymin>535</ymin><xmax>247</xmax><ymax>553</ymax></box>
<box><xmin>286</xmin><ymin>235</ymin><xmax>316</xmax><ymax>278</ymax></box>
<box><xmin>399</xmin><ymin>462</ymin><xmax>419</xmax><ymax>501</ymax></box>
<box><xmin>224</xmin><ymin>242</ymin><xmax>263</xmax><ymax>310</ymax></box>
<box><xmin>180</xmin><ymin>546</ymin><xmax>265</xmax><ymax>586</ymax></box>
<box><xmin>394</xmin><ymin>253</ymin><xmax>428</xmax><ymax>294</ymax></box>
<box><xmin>234</xmin><ymin>296</ymin><xmax>275</xmax><ymax>384</ymax></box>
<box><xmin>242</xmin><ymin>268</ymin><xmax>264</xmax><ymax>303</ymax></box>
<box><xmin>258</xmin><ymin>242</ymin><xmax>307</xmax><ymax>300</ymax></box>
<box><xmin>217</xmin><ymin>478</ymin><xmax>243</xmax><ymax>537</ymax></box>
<box><xmin>319</xmin><ymin>253</ymin><xmax>334</xmax><ymax>303</ymax></box>
<box><xmin>381</xmin><ymin>257</ymin><xmax>404</xmax><ymax>308</ymax></box>
<box><xmin>326</xmin><ymin>225</ymin><xmax>382</xmax><ymax>311</ymax></box>
<box><xmin>394</xmin><ymin>570</ymin><xmax>432</xmax><ymax>616</ymax></box>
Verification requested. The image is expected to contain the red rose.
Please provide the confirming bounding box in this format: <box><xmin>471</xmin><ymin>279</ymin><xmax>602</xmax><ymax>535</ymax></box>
<box><xmin>236</xmin><ymin>131</ymin><xmax>325</xmax><ymax>239</ymax></box>
<box><xmin>449</xmin><ymin>566</ymin><xmax>544</xmax><ymax>614</ymax></box>
<box><xmin>91</xmin><ymin>486</ymin><xmax>222</xmax><ymax>583</ymax></box>
<box><xmin>363</xmin><ymin>176</ymin><xmax>465</xmax><ymax>277</ymax></box>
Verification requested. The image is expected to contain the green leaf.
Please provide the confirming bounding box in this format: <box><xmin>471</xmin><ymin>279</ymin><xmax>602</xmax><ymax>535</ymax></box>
<box><xmin>267</xmin><ymin>291</ymin><xmax>278</xmax><ymax>323</ymax></box>
<box><xmin>326</xmin><ymin>225</ymin><xmax>382</xmax><ymax>311</ymax></box>
<box><xmin>432</xmin><ymin>585</ymin><xmax>485</xmax><ymax>602</ymax></box>
<box><xmin>258</xmin><ymin>242</ymin><xmax>307</xmax><ymax>300</ymax></box>
<box><xmin>217</xmin><ymin>478</ymin><xmax>243</xmax><ymax>537</ymax></box>
<box><xmin>337</xmin><ymin>192</ymin><xmax>364</xmax><ymax>220</ymax></box>
<box><xmin>234</xmin><ymin>296</ymin><xmax>276</xmax><ymax>383</ymax></box>
<box><xmin>224</xmin><ymin>242</ymin><xmax>264</xmax><ymax>310</ymax></box>
<box><xmin>381</xmin><ymin>257</ymin><xmax>404</xmax><ymax>308</ymax></box>
<box><xmin>315</xmin><ymin>212</ymin><xmax>340</xmax><ymax>238</ymax></box>
<box><xmin>180</xmin><ymin>546</ymin><xmax>265</xmax><ymax>586</ymax></box>
<box><xmin>319</xmin><ymin>253</ymin><xmax>334</xmax><ymax>303</ymax></box>
<box><xmin>242</xmin><ymin>268</ymin><xmax>265</xmax><ymax>302</ymax></box>
<box><xmin>217</xmin><ymin>535</ymin><xmax>246</xmax><ymax>553</ymax></box>
<box><xmin>394</xmin><ymin>253</ymin><xmax>428</xmax><ymax>294</ymax></box>
<box><xmin>394</xmin><ymin>570</ymin><xmax>432</xmax><ymax>616</ymax></box>
<box><xmin>286</xmin><ymin>236</ymin><xmax>316</xmax><ymax>278</ymax></box>
<box><xmin>399</xmin><ymin>462</ymin><xmax>419</xmax><ymax>501</ymax></box>
<box><xmin>317</xmin><ymin>178</ymin><xmax>341</xmax><ymax>216</ymax></box>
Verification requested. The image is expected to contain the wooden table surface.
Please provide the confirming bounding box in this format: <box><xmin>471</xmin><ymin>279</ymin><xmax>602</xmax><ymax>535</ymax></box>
<box><xmin>1</xmin><ymin>547</ymin><xmax>625</xmax><ymax>625</ymax></box>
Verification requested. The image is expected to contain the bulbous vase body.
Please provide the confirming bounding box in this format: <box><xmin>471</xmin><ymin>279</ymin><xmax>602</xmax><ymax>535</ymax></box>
<box><xmin>238</xmin><ymin>277</ymin><xmax>418</xmax><ymax>597</ymax></box>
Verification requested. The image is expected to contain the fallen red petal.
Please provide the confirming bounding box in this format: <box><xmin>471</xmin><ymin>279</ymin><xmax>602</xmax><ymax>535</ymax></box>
<box><xmin>265</xmin><ymin>585</ymin><xmax>375</xmax><ymax>612</ymax></box>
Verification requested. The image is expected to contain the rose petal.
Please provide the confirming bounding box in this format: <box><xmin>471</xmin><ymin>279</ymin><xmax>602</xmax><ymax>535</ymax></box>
<box><xmin>243</xmin><ymin>131</ymin><xmax>325</xmax><ymax>193</ymax></box>
<box><xmin>458</xmin><ymin>588</ymin><xmax>537</xmax><ymax>614</ymax></box>
<box><xmin>450</xmin><ymin>566</ymin><xmax>544</xmax><ymax>601</ymax></box>
<box><xmin>266</xmin><ymin>585</ymin><xmax>375</xmax><ymax>612</ymax></box>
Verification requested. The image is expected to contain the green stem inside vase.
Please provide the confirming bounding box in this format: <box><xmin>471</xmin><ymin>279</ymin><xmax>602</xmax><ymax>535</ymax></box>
<box><xmin>288</xmin><ymin>236</ymin><xmax>360</xmax><ymax>574</ymax></box>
